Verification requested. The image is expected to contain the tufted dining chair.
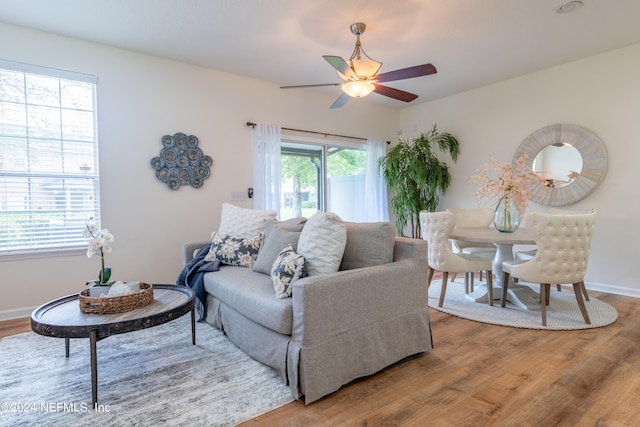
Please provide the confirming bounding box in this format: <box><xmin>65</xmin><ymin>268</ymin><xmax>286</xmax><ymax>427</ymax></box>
<box><xmin>513</xmin><ymin>208</ymin><xmax>594</xmax><ymax>297</ymax></box>
<box><xmin>420</xmin><ymin>210</ymin><xmax>494</xmax><ymax>307</ymax></box>
<box><xmin>501</xmin><ymin>210</ymin><xmax>596</xmax><ymax>326</ymax></box>
<box><xmin>447</xmin><ymin>208</ymin><xmax>497</xmax><ymax>290</ymax></box>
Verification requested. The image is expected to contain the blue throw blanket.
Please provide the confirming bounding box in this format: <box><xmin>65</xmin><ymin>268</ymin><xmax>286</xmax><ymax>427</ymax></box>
<box><xmin>176</xmin><ymin>243</ymin><xmax>219</xmax><ymax>321</ymax></box>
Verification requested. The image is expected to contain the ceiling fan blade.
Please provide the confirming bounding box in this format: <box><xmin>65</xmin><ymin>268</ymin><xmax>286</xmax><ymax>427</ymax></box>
<box><xmin>280</xmin><ymin>83</ymin><xmax>341</xmax><ymax>89</ymax></box>
<box><xmin>375</xmin><ymin>63</ymin><xmax>437</xmax><ymax>83</ymax></box>
<box><xmin>373</xmin><ymin>84</ymin><xmax>419</xmax><ymax>102</ymax></box>
<box><xmin>323</xmin><ymin>55</ymin><xmax>358</xmax><ymax>80</ymax></box>
<box><xmin>330</xmin><ymin>92</ymin><xmax>350</xmax><ymax>109</ymax></box>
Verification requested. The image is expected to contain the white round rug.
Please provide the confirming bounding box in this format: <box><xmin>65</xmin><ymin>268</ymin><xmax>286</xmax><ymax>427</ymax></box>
<box><xmin>428</xmin><ymin>280</ymin><xmax>618</xmax><ymax>330</ymax></box>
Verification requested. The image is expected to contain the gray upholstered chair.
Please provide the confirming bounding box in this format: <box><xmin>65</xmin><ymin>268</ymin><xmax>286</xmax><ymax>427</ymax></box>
<box><xmin>420</xmin><ymin>210</ymin><xmax>494</xmax><ymax>307</ymax></box>
<box><xmin>501</xmin><ymin>210</ymin><xmax>596</xmax><ymax>326</ymax></box>
<box><xmin>447</xmin><ymin>208</ymin><xmax>496</xmax><ymax>291</ymax></box>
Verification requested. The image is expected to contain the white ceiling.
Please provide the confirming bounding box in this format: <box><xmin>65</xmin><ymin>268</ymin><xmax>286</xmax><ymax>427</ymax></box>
<box><xmin>2</xmin><ymin>0</ymin><xmax>640</xmax><ymax>109</ymax></box>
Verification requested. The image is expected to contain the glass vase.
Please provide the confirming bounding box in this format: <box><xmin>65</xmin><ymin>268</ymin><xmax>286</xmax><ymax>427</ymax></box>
<box><xmin>494</xmin><ymin>196</ymin><xmax>520</xmax><ymax>232</ymax></box>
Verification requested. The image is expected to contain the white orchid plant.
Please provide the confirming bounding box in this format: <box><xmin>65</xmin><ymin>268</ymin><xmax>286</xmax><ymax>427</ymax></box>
<box><xmin>84</xmin><ymin>217</ymin><xmax>115</xmax><ymax>286</ymax></box>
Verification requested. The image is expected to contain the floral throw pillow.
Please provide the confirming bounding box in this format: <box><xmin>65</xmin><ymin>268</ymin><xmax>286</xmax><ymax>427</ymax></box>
<box><xmin>271</xmin><ymin>245</ymin><xmax>306</xmax><ymax>299</ymax></box>
<box><xmin>205</xmin><ymin>232</ymin><xmax>263</xmax><ymax>268</ymax></box>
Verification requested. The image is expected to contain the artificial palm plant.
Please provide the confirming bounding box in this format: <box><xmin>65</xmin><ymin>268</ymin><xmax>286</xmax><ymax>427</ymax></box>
<box><xmin>378</xmin><ymin>125</ymin><xmax>459</xmax><ymax>238</ymax></box>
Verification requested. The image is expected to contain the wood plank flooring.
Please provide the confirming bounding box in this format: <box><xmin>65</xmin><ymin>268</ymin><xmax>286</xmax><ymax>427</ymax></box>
<box><xmin>3</xmin><ymin>288</ymin><xmax>639</xmax><ymax>426</ymax></box>
<box><xmin>240</xmin><ymin>290</ymin><xmax>640</xmax><ymax>427</ymax></box>
<box><xmin>0</xmin><ymin>317</ymin><xmax>31</xmax><ymax>336</ymax></box>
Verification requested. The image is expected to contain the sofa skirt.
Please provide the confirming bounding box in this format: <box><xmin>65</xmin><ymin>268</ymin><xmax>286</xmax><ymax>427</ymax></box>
<box><xmin>295</xmin><ymin>309</ymin><xmax>432</xmax><ymax>404</ymax></box>
<box><xmin>204</xmin><ymin>294</ymin><xmax>298</xmax><ymax>397</ymax></box>
<box><xmin>204</xmin><ymin>295</ymin><xmax>431</xmax><ymax>404</ymax></box>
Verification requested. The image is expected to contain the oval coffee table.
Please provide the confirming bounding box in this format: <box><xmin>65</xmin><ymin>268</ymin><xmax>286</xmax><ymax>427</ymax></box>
<box><xmin>31</xmin><ymin>284</ymin><xmax>195</xmax><ymax>407</ymax></box>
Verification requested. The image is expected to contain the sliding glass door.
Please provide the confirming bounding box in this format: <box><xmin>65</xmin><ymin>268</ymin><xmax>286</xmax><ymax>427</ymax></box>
<box><xmin>280</xmin><ymin>140</ymin><xmax>367</xmax><ymax>221</ymax></box>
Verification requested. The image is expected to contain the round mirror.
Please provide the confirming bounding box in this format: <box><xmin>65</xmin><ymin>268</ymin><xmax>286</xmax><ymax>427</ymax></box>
<box><xmin>514</xmin><ymin>124</ymin><xmax>607</xmax><ymax>206</ymax></box>
<box><xmin>532</xmin><ymin>143</ymin><xmax>583</xmax><ymax>188</ymax></box>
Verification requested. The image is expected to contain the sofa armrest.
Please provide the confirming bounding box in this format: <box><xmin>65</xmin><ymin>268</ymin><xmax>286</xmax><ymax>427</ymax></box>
<box><xmin>392</xmin><ymin>236</ymin><xmax>427</xmax><ymax>262</ymax></box>
<box><xmin>290</xmin><ymin>237</ymin><xmax>428</xmax><ymax>346</ymax></box>
<box><xmin>182</xmin><ymin>241</ymin><xmax>210</xmax><ymax>266</ymax></box>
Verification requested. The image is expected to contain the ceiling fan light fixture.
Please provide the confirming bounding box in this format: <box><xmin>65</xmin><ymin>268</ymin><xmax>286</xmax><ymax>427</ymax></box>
<box><xmin>281</xmin><ymin>21</ymin><xmax>436</xmax><ymax>109</ymax></box>
<box><xmin>341</xmin><ymin>80</ymin><xmax>375</xmax><ymax>97</ymax></box>
<box><xmin>338</xmin><ymin>22</ymin><xmax>382</xmax><ymax>79</ymax></box>
<box><xmin>349</xmin><ymin>58</ymin><xmax>382</xmax><ymax>79</ymax></box>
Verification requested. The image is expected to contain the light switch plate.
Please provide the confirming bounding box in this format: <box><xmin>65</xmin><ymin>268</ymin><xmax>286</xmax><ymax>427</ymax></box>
<box><xmin>231</xmin><ymin>191</ymin><xmax>247</xmax><ymax>201</ymax></box>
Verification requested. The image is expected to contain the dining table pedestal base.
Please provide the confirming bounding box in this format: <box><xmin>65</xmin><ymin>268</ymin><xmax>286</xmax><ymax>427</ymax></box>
<box><xmin>466</xmin><ymin>282</ymin><xmax>541</xmax><ymax>310</ymax></box>
<box><xmin>448</xmin><ymin>229</ymin><xmax>540</xmax><ymax>310</ymax></box>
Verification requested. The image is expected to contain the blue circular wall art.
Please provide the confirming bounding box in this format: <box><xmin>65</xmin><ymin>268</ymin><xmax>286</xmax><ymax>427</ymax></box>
<box><xmin>151</xmin><ymin>133</ymin><xmax>212</xmax><ymax>190</ymax></box>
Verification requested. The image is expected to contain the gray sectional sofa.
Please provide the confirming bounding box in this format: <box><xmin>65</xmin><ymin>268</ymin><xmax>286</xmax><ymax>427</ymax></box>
<box><xmin>182</xmin><ymin>213</ymin><xmax>432</xmax><ymax>404</ymax></box>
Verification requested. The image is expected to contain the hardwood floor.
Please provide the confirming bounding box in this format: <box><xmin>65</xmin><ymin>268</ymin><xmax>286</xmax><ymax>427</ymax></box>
<box><xmin>3</xmin><ymin>289</ymin><xmax>639</xmax><ymax>426</ymax></box>
<box><xmin>0</xmin><ymin>317</ymin><xmax>31</xmax><ymax>336</ymax></box>
<box><xmin>240</xmin><ymin>290</ymin><xmax>640</xmax><ymax>427</ymax></box>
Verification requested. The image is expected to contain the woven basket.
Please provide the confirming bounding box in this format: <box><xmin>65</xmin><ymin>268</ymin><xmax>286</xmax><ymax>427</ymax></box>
<box><xmin>79</xmin><ymin>282</ymin><xmax>154</xmax><ymax>314</ymax></box>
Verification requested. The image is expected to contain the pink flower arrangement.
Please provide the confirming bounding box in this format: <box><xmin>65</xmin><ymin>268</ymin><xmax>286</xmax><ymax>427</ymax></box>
<box><xmin>469</xmin><ymin>154</ymin><xmax>541</xmax><ymax>216</ymax></box>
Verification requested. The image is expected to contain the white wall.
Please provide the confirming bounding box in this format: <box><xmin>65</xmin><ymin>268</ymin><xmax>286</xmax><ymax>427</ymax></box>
<box><xmin>0</xmin><ymin>24</ymin><xmax>399</xmax><ymax>318</ymax></box>
<box><xmin>399</xmin><ymin>43</ymin><xmax>640</xmax><ymax>296</ymax></box>
<box><xmin>3</xmin><ymin>24</ymin><xmax>637</xmax><ymax>318</ymax></box>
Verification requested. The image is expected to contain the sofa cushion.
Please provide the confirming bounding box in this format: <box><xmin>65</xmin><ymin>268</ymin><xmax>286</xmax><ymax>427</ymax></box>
<box><xmin>253</xmin><ymin>218</ymin><xmax>306</xmax><ymax>275</ymax></box>
<box><xmin>217</xmin><ymin>203</ymin><xmax>277</xmax><ymax>238</ymax></box>
<box><xmin>271</xmin><ymin>244</ymin><xmax>306</xmax><ymax>299</ymax></box>
<box><xmin>340</xmin><ymin>222</ymin><xmax>397</xmax><ymax>270</ymax></box>
<box><xmin>270</xmin><ymin>217</ymin><xmax>308</xmax><ymax>232</ymax></box>
<box><xmin>203</xmin><ymin>266</ymin><xmax>293</xmax><ymax>335</ymax></box>
<box><xmin>204</xmin><ymin>232</ymin><xmax>262</xmax><ymax>268</ymax></box>
<box><xmin>297</xmin><ymin>212</ymin><xmax>347</xmax><ymax>276</ymax></box>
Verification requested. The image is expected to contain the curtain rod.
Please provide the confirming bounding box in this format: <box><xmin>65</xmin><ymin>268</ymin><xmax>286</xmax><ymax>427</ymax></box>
<box><xmin>246</xmin><ymin>122</ymin><xmax>390</xmax><ymax>144</ymax></box>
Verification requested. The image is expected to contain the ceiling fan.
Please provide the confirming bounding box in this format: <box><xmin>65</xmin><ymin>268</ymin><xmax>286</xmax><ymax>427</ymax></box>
<box><xmin>280</xmin><ymin>22</ymin><xmax>437</xmax><ymax>109</ymax></box>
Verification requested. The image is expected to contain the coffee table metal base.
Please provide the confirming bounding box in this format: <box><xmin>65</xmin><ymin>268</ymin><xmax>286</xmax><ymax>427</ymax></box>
<box><xmin>32</xmin><ymin>284</ymin><xmax>196</xmax><ymax>406</ymax></box>
<box><xmin>62</xmin><ymin>309</ymin><xmax>196</xmax><ymax>406</ymax></box>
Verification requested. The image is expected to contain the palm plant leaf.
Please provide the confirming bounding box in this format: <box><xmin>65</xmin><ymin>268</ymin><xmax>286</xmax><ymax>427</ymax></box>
<box><xmin>378</xmin><ymin>124</ymin><xmax>459</xmax><ymax>237</ymax></box>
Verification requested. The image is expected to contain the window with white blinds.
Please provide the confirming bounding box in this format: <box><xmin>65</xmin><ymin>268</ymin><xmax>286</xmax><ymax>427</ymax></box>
<box><xmin>0</xmin><ymin>60</ymin><xmax>100</xmax><ymax>259</ymax></box>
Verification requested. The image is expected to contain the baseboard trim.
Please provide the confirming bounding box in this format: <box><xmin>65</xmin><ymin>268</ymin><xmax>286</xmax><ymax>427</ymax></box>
<box><xmin>0</xmin><ymin>306</ymin><xmax>35</xmax><ymax>322</ymax></box>
<box><xmin>585</xmin><ymin>281</ymin><xmax>640</xmax><ymax>298</ymax></box>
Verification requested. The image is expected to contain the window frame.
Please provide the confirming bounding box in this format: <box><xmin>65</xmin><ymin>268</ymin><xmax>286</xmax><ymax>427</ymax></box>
<box><xmin>0</xmin><ymin>59</ymin><xmax>100</xmax><ymax>261</ymax></box>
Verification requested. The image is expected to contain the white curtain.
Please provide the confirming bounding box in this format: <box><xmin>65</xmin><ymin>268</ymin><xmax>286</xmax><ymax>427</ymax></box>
<box><xmin>364</xmin><ymin>138</ymin><xmax>389</xmax><ymax>222</ymax></box>
<box><xmin>251</xmin><ymin>124</ymin><xmax>281</xmax><ymax>214</ymax></box>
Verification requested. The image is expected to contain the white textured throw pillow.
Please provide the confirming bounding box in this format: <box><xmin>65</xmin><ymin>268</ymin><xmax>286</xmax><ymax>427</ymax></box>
<box><xmin>297</xmin><ymin>211</ymin><xmax>347</xmax><ymax>276</ymax></box>
<box><xmin>217</xmin><ymin>203</ymin><xmax>277</xmax><ymax>238</ymax></box>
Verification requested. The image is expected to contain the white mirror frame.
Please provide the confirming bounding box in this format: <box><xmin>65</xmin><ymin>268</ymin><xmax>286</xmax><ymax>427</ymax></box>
<box><xmin>514</xmin><ymin>124</ymin><xmax>607</xmax><ymax>206</ymax></box>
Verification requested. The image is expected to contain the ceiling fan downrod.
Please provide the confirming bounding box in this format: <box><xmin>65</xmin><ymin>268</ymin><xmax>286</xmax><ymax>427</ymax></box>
<box><xmin>349</xmin><ymin>22</ymin><xmax>367</xmax><ymax>61</ymax></box>
<box><xmin>345</xmin><ymin>22</ymin><xmax>381</xmax><ymax>79</ymax></box>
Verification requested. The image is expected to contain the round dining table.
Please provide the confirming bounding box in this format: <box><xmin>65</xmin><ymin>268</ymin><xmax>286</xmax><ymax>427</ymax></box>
<box><xmin>449</xmin><ymin>227</ymin><xmax>540</xmax><ymax>309</ymax></box>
